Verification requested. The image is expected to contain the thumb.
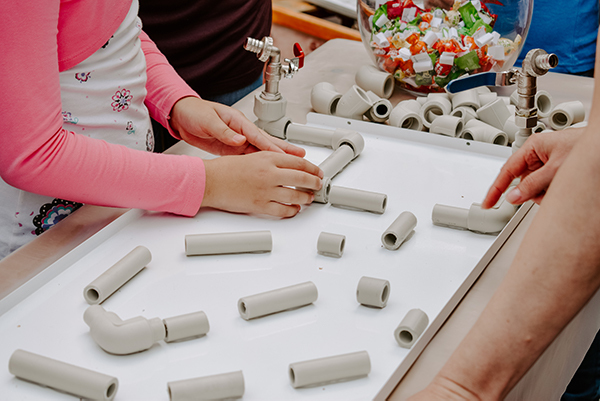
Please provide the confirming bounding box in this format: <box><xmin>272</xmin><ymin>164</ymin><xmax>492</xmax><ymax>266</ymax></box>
<box><xmin>206</xmin><ymin>117</ymin><xmax>247</xmax><ymax>146</ymax></box>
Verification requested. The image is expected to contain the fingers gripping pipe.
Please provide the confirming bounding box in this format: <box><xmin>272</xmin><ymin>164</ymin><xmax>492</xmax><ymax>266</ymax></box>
<box><xmin>84</xmin><ymin>305</ymin><xmax>209</xmax><ymax>355</ymax></box>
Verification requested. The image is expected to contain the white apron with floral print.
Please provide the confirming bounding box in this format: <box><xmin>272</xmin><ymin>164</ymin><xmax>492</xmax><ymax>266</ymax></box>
<box><xmin>0</xmin><ymin>0</ymin><xmax>153</xmax><ymax>259</ymax></box>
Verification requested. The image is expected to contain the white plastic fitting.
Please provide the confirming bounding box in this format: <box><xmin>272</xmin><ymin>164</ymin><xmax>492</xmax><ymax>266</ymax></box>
<box><xmin>431</xmin><ymin>197</ymin><xmax>518</xmax><ymax>234</ymax></box>
<box><xmin>355</xmin><ymin>64</ymin><xmax>394</xmax><ymax>99</ymax></box>
<box><xmin>462</xmin><ymin>119</ymin><xmax>508</xmax><ymax>146</ymax></box>
<box><xmin>185</xmin><ymin>230</ymin><xmax>272</xmax><ymax>256</ymax></box>
<box><xmin>429</xmin><ymin>115</ymin><xmax>463</xmax><ymax>137</ymax></box>
<box><xmin>419</xmin><ymin>96</ymin><xmax>452</xmax><ymax>128</ymax></box>
<box><xmin>238</xmin><ymin>281</ymin><xmax>318</xmax><ymax>320</ymax></box>
<box><xmin>534</xmin><ymin>121</ymin><xmax>547</xmax><ymax>133</ymax></box>
<box><xmin>502</xmin><ymin>116</ymin><xmax>519</xmax><ymax>143</ymax></box>
<box><xmin>288</xmin><ymin>351</ymin><xmax>371</xmax><ymax>388</ymax></box>
<box><xmin>168</xmin><ymin>371</ymin><xmax>244</xmax><ymax>401</ymax></box>
<box><xmin>478</xmin><ymin>91</ymin><xmax>497</xmax><ymax>106</ymax></box>
<box><xmin>451</xmin><ymin>106</ymin><xmax>478</xmax><ymax>123</ymax></box>
<box><xmin>332</xmin><ymin>131</ymin><xmax>365</xmax><ymax>154</ymax></box>
<box><xmin>9</xmin><ymin>349</ymin><xmax>118</xmax><ymax>401</ymax></box>
<box><xmin>476</xmin><ymin>98</ymin><xmax>511</xmax><ymax>130</ymax></box>
<box><xmin>84</xmin><ymin>246</ymin><xmax>151</xmax><ymax>305</ymax></box>
<box><xmin>317</xmin><ymin>232</ymin><xmax>346</xmax><ymax>258</ymax></box>
<box><xmin>255</xmin><ymin>116</ymin><xmax>291</xmax><ymax>139</ymax></box>
<box><xmin>389</xmin><ymin>99</ymin><xmax>424</xmax><ymax>131</ymax></box>
<box><xmin>311</xmin><ymin>82</ymin><xmax>342</xmax><ymax>115</ymax></box>
<box><xmin>394</xmin><ymin>308</ymin><xmax>429</xmax><ymax>349</ymax></box>
<box><xmin>328</xmin><ymin>185</ymin><xmax>387</xmax><ymax>214</ymax></box>
<box><xmin>84</xmin><ymin>305</ymin><xmax>209</xmax><ymax>355</ymax></box>
<box><xmin>335</xmin><ymin>85</ymin><xmax>372</xmax><ymax>120</ymax></box>
<box><xmin>364</xmin><ymin>91</ymin><xmax>392</xmax><ymax>123</ymax></box>
<box><xmin>535</xmin><ymin>90</ymin><xmax>554</xmax><ymax>118</ymax></box>
<box><xmin>312</xmin><ymin>176</ymin><xmax>332</xmax><ymax>204</ymax></box>
<box><xmin>549</xmin><ymin>101</ymin><xmax>586</xmax><ymax>130</ymax></box>
<box><xmin>318</xmin><ymin>144</ymin><xmax>356</xmax><ymax>179</ymax></box>
<box><xmin>451</xmin><ymin>88</ymin><xmax>480</xmax><ymax>110</ymax></box>
<box><xmin>381</xmin><ymin>211</ymin><xmax>417</xmax><ymax>250</ymax></box>
<box><xmin>356</xmin><ymin>276</ymin><xmax>390</xmax><ymax>308</ymax></box>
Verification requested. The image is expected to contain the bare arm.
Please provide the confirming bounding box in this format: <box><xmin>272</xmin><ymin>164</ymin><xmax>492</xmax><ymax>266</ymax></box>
<box><xmin>410</xmin><ymin>42</ymin><xmax>600</xmax><ymax>401</ymax></box>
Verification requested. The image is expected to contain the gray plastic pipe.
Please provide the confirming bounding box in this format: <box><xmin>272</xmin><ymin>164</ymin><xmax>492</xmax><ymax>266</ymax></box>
<box><xmin>286</xmin><ymin>125</ymin><xmax>359</xmax><ymax>150</ymax></box>
<box><xmin>9</xmin><ymin>349</ymin><xmax>118</xmax><ymax>401</ymax></box>
<box><xmin>328</xmin><ymin>185</ymin><xmax>387</xmax><ymax>214</ymax></box>
<box><xmin>84</xmin><ymin>305</ymin><xmax>209</xmax><ymax>355</ymax></box>
<box><xmin>185</xmin><ymin>230</ymin><xmax>272</xmax><ymax>256</ymax></box>
<box><xmin>84</xmin><ymin>245</ymin><xmax>151</xmax><ymax>305</ymax></box>
<box><xmin>382</xmin><ymin>211</ymin><xmax>417</xmax><ymax>250</ymax></box>
<box><xmin>289</xmin><ymin>350</ymin><xmax>371</xmax><ymax>388</ymax></box>
<box><xmin>356</xmin><ymin>276</ymin><xmax>390</xmax><ymax>308</ymax></box>
<box><xmin>317</xmin><ymin>232</ymin><xmax>346</xmax><ymax>258</ymax></box>
<box><xmin>318</xmin><ymin>144</ymin><xmax>356</xmax><ymax>179</ymax></box>
<box><xmin>238</xmin><ymin>281</ymin><xmax>318</xmax><ymax>320</ymax></box>
<box><xmin>394</xmin><ymin>308</ymin><xmax>429</xmax><ymax>348</ymax></box>
<box><xmin>432</xmin><ymin>197</ymin><xmax>518</xmax><ymax>234</ymax></box>
<box><xmin>168</xmin><ymin>371</ymin><xmax>244</xmax><ymax>401</ymax></box>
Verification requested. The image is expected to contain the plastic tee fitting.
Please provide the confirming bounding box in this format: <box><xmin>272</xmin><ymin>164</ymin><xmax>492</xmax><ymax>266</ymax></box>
<box><xmin>84</xmin><ymin>245</ymin><xmax>151</xmax><ymax>305</ymax></box>
<box><xmin>238</xmin><ymin>281</ymin><xmax>318</xmax><ymax>320</ymax></box>
<box><xmin>9</xmin><ymin>349</ymin><xmax>119</xmax><ymax>401</ymax></box>
<box><xmin>168</xmin><ymin>371</ymin><xmax>244</xmax><ymax>401</ymax></box>
<box><xmin>311</xmin><ymin>82</ymin><xmax>342</xmax><ymax>115</ymax></box>
<box><xmin>389</xmin><ymin>99</ymin><xmax>424</xmax><ymax>131</ymax></box>
<box><xmin>288</xmin><ymin>351</ymin><xmax>371</xmax><ymax>388</ymax></box>
<box><xmin>84</xmin><ymin>305</ymin><xmax>210</xmax><ymax>355</ymax></box>
<box><xmin>432</xmin><ymin>197</ymin><xmax>518</xmax><ymax>234</ymax></box>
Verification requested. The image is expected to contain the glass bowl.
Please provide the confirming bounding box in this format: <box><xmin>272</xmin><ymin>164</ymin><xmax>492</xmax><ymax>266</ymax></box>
<box><xmin>357</xmin><ymin>0</ymin><xmax>533</xmax><ymax>94</ymax></box>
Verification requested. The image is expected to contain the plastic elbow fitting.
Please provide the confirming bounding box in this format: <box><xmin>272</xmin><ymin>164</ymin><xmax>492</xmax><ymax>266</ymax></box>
<box><xmin>256</xmin><ymin>117</ymin><xmax>291</xmax><ymax>139</ymax></box>
<box><xmin>432</xmin><ymin>198</ymin><xmax>518</xmax><ymax>234</ymax></box>
<box><xmin>389</xmin><ymin>99</ymin><xmax>424</xmax><ymax>131</ymax></box>
<box><xmin>311</xmin><ymin>82</ymin><xmax>342</xmax><ymax>115</ymax></box>
<box><xmin>84</xmin><ymin>305</ymin><xmax>209</xmax><ymax>355</ymax></box>
<box><xmin>355</xmin><ymin>64</ymin><xmax>394</xmax><ymax>99</ymax></box>
<box><xmin>549</xmin><ymin>101</ymin><xmax>586</xmax><ymax>130</ymax></box>
<box><xmin>336</xmin><ymin>85</ymin><xmax>372</xmax><ymax>120</ymax></box>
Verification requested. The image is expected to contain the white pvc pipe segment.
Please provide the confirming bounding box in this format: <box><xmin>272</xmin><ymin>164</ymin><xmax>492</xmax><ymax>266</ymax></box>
<box><xmin>168</xmin><ymin>370</ymin><xmax>244</xmax><ymax>401</ymax></box>
<box><xmin>84</xmin><ymin>245</ymin><xmax>151</xmax><ymax>305</ymax></box>
<box><xmin>9</xmin><ymin>349</ymin><xmax>119</xmax><ymax>401</ymax></box>
<box><xmin>289</xmin><ymin>351</ymin><xmax>371</xmax><ymax>388</ymax></box>
<box><xmin>163</xmin><ymin>311</ymin><xmax>210</xmax><ymax>343</ymax></box>
<box><xmin>317</xmin><ymin>232</ymin><xmax>346</xmax><ymax>258</ymax></box>
<box><xmin>185</xmin><ymin>230</ymin><xmax>272</xmax><ymax>256</ymax></box>
<box><xmin>328</xmin><ymin>185</ymin><xmax>387</xmax><ymax>214</ymax></box>
<box><xmin>238</xmin><ymin>281</ymin><xmax>318</xmax><ymax>320</ymax></box>
<box><xmin>356</xmin><ymin>276</ymin><xmax>390</xmax><ymax>308</ymax></box>
<box><xmin>382</xmin><ymin>211</ymin><xmax>417</xmax><ymax>250</ymax></box>
<box><xmin>318</xmin><ymin>144</ymin><xmax>356</xmax><ymax>179</ymax></box>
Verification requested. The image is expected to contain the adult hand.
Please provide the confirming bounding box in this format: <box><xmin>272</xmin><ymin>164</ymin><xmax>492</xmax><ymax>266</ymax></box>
<box><xmin>482</xmin><ymin>129</ymin><xmax>583</xmax><ymax>209</ymax></box>
<box><xmin>407</xmin><ymin>376</ymin><xmax>480</xmax><ymax>401</ymax></box>
<box><xmin>170</xmin><ymin>96</ymin><xmax>305</xmax><ymax>157</ymax></box>
<box><xmin>202</xmin><ymin>152</ymin><xmax>323</xmax><ymax>218</ymax></box>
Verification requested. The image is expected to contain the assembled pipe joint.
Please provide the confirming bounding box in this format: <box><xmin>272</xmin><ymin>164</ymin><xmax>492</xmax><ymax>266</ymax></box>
<box><xmin>432</xmin><ymin>197</ymin><xmax>518</xmax><ymax>234</ymax></box>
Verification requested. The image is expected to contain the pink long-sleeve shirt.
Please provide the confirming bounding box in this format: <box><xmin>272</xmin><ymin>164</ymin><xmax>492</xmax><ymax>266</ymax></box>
<box><xmin>0</xmin><ymin>0</ymin><xmax>205</xmax><ymax>217</ymax></box>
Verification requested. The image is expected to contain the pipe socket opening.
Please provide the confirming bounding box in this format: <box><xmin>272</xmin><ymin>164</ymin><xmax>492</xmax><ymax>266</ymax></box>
<box><xmin>106</xmin><ymin>383</ymin><xmax>117</xmax><ymax>399</ymax></box>
<box><xmin>339</xmin><ymin>238</ymin><xmax>346</xmax><ymax>253</ymax></box>
<box><xmin>330</xmin><ymin>98</ymin><xmax>340</xmax><ymax>115</ymax></box>
<box><xmin>383</xmin><ymin>233</ymin><xmax>398</xmax><ymax>248</ymax></box>
<box><xmin>402</xmin><ymin>117</ymin><xmax>420</xmax><ymax>130</ymax></box>
<box><xmin>289</xmin><ymin>367</ymin><xmax>296</xmax><ymax>385</ymax></box>
<box><xmin>86</xmin><ymin>288</ymin><xmax>100</xmax><ymax>303</ymax></box>
<box><xmin>383</xmin><ymin>78</ymin><xmax>394</xmax><ymax>98</ymax></box>
<box><xmin>239</xmin><ymin>301</ymin><xmax>247</xmax><ymax>316</ymax></box>
<box><xmin>374</xmin><ymin>103</ymin><xmax>389</xmax><ymax>117</ymax></box>
<box><xmin>462</xmin><ymin>132</ymin><xmax>474</xmax><ymax>140</ymax></box>
<box><xmin>493</xmin><ymin>134</ymin><xmax>507</xmax><ymax>146</ymax></box>
<box><xmin>381</xmin><ymin>285</ymin><xmax>390</xmax><ymax>303</ymax></box>
<box><xmin>425</xmin><ymin>107</ymin><xmax>443</xmax><ymax>123</ymax></box>
<box><xmin>455</xmin><ymin>121</ymin><xmax>464</xmax><ymax>137</ymax></box>
<box><xmin>536</xmin><ymin>95</ymin><xmax>552</xmax><ymax>114</ymax></box>
<box><xmin>552</xmin><ymin>112</ymin><xmax>569</xmax><ymax>128</ymax></box>
<box><xmin>399</xmin><ymin>330</ymin><xmax>413</xmax><ymax>344</ymax></box>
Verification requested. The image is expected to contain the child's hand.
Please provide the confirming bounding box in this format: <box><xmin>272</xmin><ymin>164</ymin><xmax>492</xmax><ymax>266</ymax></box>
<box><xmin>170</xmin><ymin>96</ymin><xmax>305</xmax><ymax>157</ymax></box>
<box><xmin>202</xmin><ymin>152</ymin><xmax>323</xmax><ymax>218</ymax></box>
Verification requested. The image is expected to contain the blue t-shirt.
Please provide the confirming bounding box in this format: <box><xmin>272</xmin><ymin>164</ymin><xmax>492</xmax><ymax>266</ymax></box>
<box><xmin>516</xmin><ymin>0</ymin><xmax>598</xmax><ymax>74</ymax></box>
